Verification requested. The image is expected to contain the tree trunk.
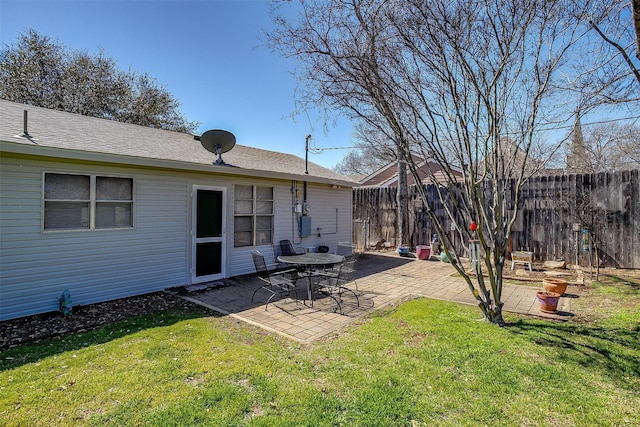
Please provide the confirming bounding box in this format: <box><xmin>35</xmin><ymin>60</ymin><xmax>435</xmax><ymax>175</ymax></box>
<box><xmin>397</xmin><ymin>158</ymin><xmax>410</xmax><ymax>247</ymax></box>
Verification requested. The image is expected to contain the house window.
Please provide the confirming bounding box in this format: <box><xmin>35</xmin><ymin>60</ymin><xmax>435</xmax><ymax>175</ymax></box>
<box><xmin>234</xmin><ymin>185</ymin><xmax>273</xmax><ymax>247</ymax></box>
<box><xmin>43</xmin><ymin>173</ymin><xmax>133</xmax><ymax>231</ymax></box>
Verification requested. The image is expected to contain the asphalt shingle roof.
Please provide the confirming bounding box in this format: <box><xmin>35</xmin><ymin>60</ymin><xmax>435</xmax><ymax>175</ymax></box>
<box><xmin>0</xmin><ymin>100</ymin><xmax>356</xmax><ymax>186</ymax></box>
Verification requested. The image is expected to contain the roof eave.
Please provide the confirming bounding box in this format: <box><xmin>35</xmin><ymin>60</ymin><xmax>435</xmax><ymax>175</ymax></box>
<box><xmin>0</xmin><ymin>141</ymin><xmax>357</xmax><ymax>187</ymax></box>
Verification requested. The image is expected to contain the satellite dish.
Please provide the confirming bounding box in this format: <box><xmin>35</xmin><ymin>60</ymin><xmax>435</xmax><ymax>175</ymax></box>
<box><xmin>199</xmin><ymin>129</ymin><xmax>236</xmax><ymax>165</ymax></box>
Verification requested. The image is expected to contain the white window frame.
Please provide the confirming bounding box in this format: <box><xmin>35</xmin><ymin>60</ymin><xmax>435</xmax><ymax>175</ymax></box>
<box><xmin>42</xmin><ymin>172</ymin><xmax>135</xmax><ymax>232</ymax></box>
<box><xmin>233</xmin><ymin>184</ymin><xmax>274</xmax><ymax>247</ymax></box>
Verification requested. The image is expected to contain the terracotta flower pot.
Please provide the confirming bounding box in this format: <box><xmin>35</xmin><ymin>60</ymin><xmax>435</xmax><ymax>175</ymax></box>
<box><xmin>536</xmin><ymin>291</ymin><xmax>561</xmax><ymax>313</ymax></box>
<box><xmin>542</xmin><ymin>278</ymin><xmax>568</xmax><ymax>296</ymax></box>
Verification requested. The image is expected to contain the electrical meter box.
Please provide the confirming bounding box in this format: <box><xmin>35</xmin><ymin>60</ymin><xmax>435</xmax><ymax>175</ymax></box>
<box><xmin>299</xmin><ymin>216</ymin><xmax>312</xmax><ymax>237</ymax></box>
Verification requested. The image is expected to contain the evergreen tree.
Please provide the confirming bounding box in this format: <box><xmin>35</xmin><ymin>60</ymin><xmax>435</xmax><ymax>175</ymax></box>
<box><xmin>0</xmin><ymin>29</ymin><xmax>198</xmax><ymax>133</ymax></box>
<box><xmin>566</xmin><ymin>112</ymin><xmax>590</xmax><ymax>173</ymax></box>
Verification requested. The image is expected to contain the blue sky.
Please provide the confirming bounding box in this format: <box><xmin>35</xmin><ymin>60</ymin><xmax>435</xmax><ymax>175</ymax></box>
<box><xmin>0</xmin><ymin>0</ymin><xmax>354</xmax><ymax>169</ymax></box>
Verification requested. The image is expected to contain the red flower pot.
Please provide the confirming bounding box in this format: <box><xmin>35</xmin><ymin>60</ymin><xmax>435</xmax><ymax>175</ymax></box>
<box><xmin>416</xmin><ymin>245</ymin><xmax>431</xmax><ymax>260</ymax></box>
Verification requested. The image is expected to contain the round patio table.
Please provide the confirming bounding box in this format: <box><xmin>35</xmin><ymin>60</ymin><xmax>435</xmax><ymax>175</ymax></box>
<box><xmin>278</xmin><ymin>253</ymin><xmax>344</xmax><ymax>305</ymax></box>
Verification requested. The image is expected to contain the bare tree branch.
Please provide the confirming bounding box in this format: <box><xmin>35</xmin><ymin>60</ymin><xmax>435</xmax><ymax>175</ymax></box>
<box><xmin>590</xmin><ymin>20</ymin><xmax>640</xmax><ymax>83</ymax></box>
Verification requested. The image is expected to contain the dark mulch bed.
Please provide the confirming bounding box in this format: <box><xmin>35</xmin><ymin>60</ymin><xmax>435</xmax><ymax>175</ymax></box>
<box><xmin>0</xmin><ymin>291</ymin><xmax>205</xmax><ymax>351</ymax></box>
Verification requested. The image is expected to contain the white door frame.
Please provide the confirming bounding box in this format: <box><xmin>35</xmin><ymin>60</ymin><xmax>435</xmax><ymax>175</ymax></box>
<box><xmin>192</xmin><ymin>185</ymin><xmax>226</xmax><ymax>283</ymax></box>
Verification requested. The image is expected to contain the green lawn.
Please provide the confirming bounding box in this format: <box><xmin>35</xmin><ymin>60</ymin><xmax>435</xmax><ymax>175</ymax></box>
<box><xmin>1</xmin><ymin>284</ymin><xmax>639</xmax><ymax>426</ymax></box>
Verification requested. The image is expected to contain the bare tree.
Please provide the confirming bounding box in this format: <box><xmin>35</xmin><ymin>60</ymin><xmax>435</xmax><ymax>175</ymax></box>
<box><xmin>614</xmin><ymin>122</ymin><xmax>640</xmax><ymax>167</ymax></box>
<box><xmin>634</xmin><ymin>0</ymin><xmax>640</xmax><ymax>58</ymax></box>
<box><xmin>333</xmin><ymin>150</ymin><xmax>382</xmax><ymax>176</ymax></box>
<box><xmin>333</xmin><ymin>122</ymin><xmax>396</xmax><ymax>176</ymax></box>
<box><xmin>268</xmin><ymin>0</ymin><xmax>629</xmax><ymax>324</ymax></box>
<box><xmin>584</xmin><ymin>122</ymin><xmax>640</xmax><ymax>171</ymax></box>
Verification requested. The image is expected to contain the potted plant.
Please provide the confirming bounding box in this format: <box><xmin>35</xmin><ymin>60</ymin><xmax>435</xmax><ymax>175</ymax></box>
<box><xmin>416</xmin><ymin>245</ymin><xmax>431</xmax><ymax>260</ymax></box>
<box><xmin>439</xmin><ymin>251</ymin><xmax>456</xmax><ymax>263</ymax></box>
<box><xmin>536</xmin><ymin>291</ymin><xmax>561</xmax><ymax>313</ymax></box>
<box><xmin>542</xmin><ymin>277</ymin><xmax>568</xmax><ymax>295</ymax></box>
<box><xmin>397</xmin><ymin>245</ymin><xmax>410</xmax><ymax>256</ymax></box>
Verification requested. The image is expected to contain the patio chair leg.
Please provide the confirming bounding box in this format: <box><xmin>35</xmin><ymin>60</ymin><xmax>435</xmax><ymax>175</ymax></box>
<box><xmin>337</xmin><ymin>288</ymin><xmax>359</xmax><ymax>312</ymax></box>
<box><xmin>334</xmin><ymin>297</ymin><xmax>342</xmax><ymax>314</ymax></box>
<box><xmin>251</xmin><ymin>287</ymin><xmax>262</xmax><ymax>303</ymax></box>
<box><xmin>352</xmin><ymin>278</ymin><xmax>361</xmax><ymax>294</ymax></box>
<box><xmin>262</xmin><ymin>287</ymin><xmax>298</xmax><ymax>312</ymax></box>
<box><xmin>264</xmin><ymin>291</ymin><xmax>278</xmax><ymax>311</ymax></box>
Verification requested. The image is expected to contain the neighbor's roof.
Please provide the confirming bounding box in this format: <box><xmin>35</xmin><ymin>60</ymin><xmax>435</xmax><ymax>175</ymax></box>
<box><xmin>0</xmin><ymin>100</ymin><xmax>356</xmax><ymax>186</ymax></box>
<box><xmin>359</xmin><ymin>154</ymin><xmax>462</xmax><ymax>187</ymax></box>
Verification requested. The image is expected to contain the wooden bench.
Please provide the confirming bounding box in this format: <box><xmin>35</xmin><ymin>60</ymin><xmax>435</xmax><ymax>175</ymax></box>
<box><xmin>510</xmin><ymin>251</ymin><xmax>533</xmax><ymax>272</ymax></box>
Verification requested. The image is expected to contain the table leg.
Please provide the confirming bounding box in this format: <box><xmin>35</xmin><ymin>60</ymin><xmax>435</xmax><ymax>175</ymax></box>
<box><xmin>303</xmin><ymin>272</ymin><xmax>323</xmax><ymax>308</ymax></box>
<box><xmin>306</xmin><ymin>274</ymin><xmax>314</xmax><ymax>307</ymax></box>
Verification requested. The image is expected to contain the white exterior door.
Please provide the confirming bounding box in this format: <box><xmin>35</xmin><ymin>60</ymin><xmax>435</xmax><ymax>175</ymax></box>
<box><xmin>192</xmin><ymin>186</ymin><xmax>226</xmax><ymax>283</ymax></box>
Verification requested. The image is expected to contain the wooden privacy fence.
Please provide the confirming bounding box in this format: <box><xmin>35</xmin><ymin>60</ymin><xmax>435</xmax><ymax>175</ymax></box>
<box><xmin>353</xmin><ymin>170</ymin><xmax>640</xmax><ymax>269</ymax></box>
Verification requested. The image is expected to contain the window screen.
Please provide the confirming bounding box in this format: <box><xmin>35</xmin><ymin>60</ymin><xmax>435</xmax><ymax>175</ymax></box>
<box><xmin>233</xmin><ymin>185</ymin><xmax>273</xmax><ymax>247</ymax></box>
<box><xmin>43</xmin><ymin>173</ymin><xmax>134</xmax><ymax>231</ymax></box>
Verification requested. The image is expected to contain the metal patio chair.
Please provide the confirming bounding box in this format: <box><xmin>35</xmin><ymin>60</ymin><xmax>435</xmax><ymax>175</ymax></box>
<box><xmin>315</xmin><ymin>258</ymin><xmax>360</xmax><ymax>314</ymax></box>
<box><xmin>250</xmin><ymin>250</ymin><xmax>298</xmax><ymax>311</ymax></box>
<box><xmin>280</xmin><ymin>239</ymin><xmax>305</xmax><ymax>256</ymax></box>
<box><xmin>325</xmin><ymin>242</ymin><xmax>360</xmax><ymax>291</ymax></box>
<box><xmin>336</xmin><ymin>241</ymin><xmax>355</xmax><ymax>257</ymax></box>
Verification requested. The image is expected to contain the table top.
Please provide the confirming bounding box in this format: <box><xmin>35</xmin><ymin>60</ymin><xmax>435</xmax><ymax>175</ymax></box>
<box><xmin>278</xmin><ymin>253</ymin><xmax>344</xmax><ymax>266</ymax></box>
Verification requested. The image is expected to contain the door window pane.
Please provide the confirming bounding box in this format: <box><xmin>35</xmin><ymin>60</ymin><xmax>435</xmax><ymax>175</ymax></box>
<box><xmin>197</xmin><ymin>190</ymin><xmax>223</xmax><ymax>238</ymax></box>
<box><xmin>196</xmin><ymin>242</ymin><xmax>222</xmax><ymax>276</ymax></box>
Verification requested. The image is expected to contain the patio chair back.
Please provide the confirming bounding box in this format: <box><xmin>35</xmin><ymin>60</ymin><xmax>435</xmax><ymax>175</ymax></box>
<box><xmin>280</xmin><ymin>239</ymin><xmax>304</xmax><ymax>256</ymax></box>
<box><xmin>251</xmin><ymin>250</ymin><xmax>270</xmax><ymax>280</ymax></box>
<box><xmin>250</xmin><ymin>250</ymin><xmax>298</xmax><ymax>311</ymax></box>
<box><xmin>336</xmin><ymin>242</ymin><xmax>355</xmax><ymax>257</ymax></box>
<box><xmin>337</xmin><ymin>258</ymin><xmax>357</xmax><ymax>283</ymax></box>
<box><xmin>316</xmin><ymin>258</ymin><xmax>359</xmax><ymax>313</ymax></box>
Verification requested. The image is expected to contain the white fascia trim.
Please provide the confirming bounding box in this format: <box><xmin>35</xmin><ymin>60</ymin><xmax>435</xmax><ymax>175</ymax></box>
<box><xmin>0</xmin><ymin>141</ymin><xmax>357</xmax><ymax>187</ymax></box>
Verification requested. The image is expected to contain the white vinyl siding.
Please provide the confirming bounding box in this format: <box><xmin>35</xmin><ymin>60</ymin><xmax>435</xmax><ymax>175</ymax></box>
<box><xmin>0</xmin><ymin>158</ymin><xmax>189</xmax><ymax>321</ymax></box>
<box><xmin>0</xmin><ymin>156</ymin><xmax>353</xmax><ymax>321</ymax></box>
<box><xmin>301</xmin><ymin>184</ymin><xmax>353</xmax><ymax>251</ymax></box>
